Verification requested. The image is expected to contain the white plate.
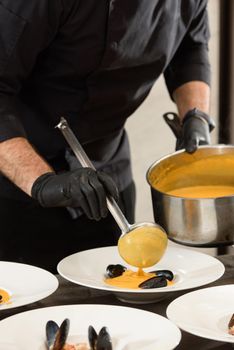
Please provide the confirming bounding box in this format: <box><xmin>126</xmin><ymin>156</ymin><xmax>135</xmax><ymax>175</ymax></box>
<box><xmin>167</xmin><ymin>284</ymin><xmax>234</xmax><ymax>343</ymax></box>
<box><xmin>0</xmin><ymin>304</ymin><xmax>181</xmax><ymax>350</ymax></box>
<box><xmin>0</xmin><ymin>261</ymin><xmax>58</xmax><ymax>310</ymax></box>
<box><xmin>57</xmin><ymin>246</ymin><xmax>224</xmax><ymax>304</ymax></box>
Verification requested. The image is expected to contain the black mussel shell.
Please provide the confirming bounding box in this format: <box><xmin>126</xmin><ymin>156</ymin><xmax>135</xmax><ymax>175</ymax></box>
<box><xmin>46</xmin><ymin>319</ymin><xmax>70</xmax><ymax>350</ymax></box>
<box><xmin>46</xmin><ymin>320</ymin><xmax>59</xmax><ymax>348</ymax></box>
<box><xmin>139</xmin><ymin>276</ymin><xmax>167</xmax><ymax>289</ymax></box>
<box><xmin>88</xmin><ymin>325</ymin><xmax>112</xmax><ymax>350</ymax></box>
<box><xmin>88</xmin><ymin>325</ymin><xmax>98</xmax><ymax>349</ymax></box>
<box><xmin>106</xmin><ymin>264</ymin><xmax>127</xmax><ymax>278</ymax></box>
<box><xmin>150</xmin><ymin>269</ymin><xmax>174</xmax><ymax>281</ymax></box>
<box><xmin>96</xmin><ymin>326</ymin><xmax>113</xmax><ymax>350</ymax></box>
<box><xmin>229</xmin><ymin>314</ymin><xmax>234</xmax><ymax>329</ymax></box>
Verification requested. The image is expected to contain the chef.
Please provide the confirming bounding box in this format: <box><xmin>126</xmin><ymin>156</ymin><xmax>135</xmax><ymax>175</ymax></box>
<box><xmin>0</xmin><ymin>0</ymin><xmax>215</xmax><ymax>272</ymax></box>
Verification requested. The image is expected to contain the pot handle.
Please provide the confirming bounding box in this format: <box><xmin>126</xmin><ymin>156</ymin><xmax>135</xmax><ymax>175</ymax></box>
<box><xmin>163</xmin><ymin>112</ymin><xmax>182</xmax><ymax>139</ymax></box>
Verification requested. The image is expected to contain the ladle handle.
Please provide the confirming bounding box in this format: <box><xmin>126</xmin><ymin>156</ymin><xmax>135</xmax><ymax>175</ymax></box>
<box><xmin>56</xmin><ymin>117</ymin><xmax>131</xmax><ymax>234</ymax></box>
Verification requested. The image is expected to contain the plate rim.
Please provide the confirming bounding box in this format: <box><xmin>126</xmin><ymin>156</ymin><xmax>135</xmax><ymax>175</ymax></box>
<box><xmin>57</xmin><ymin>245</ymin><xmax>225</xmax><ymax>294</ymax></box>
<box><xmin>0</xmin><ymin>261</ymin><xmax>59</xmax><ymax>310</ymax></box>
<box><xmin>166</xmin><ymin>284</ymin><xmax>234</xmax><ymax>343</ymax></box>
<box><xmin>0</xmin><ymin>303</ymin><xmax>182</xmax><ymax>349</ymax></box>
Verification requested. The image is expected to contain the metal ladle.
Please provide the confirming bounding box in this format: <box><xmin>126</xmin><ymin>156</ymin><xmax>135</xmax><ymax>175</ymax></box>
<box><xmin>56</xmin><ymin>117</ymin><xmax>168</xmax><ymax>268</ymax></box>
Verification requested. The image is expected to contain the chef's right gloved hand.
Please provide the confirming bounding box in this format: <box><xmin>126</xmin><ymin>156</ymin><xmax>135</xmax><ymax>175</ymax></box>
<box><xmin>31</xmin><ymin>168</ymin><xmax>119</xmax><ymax>221</ymax></box>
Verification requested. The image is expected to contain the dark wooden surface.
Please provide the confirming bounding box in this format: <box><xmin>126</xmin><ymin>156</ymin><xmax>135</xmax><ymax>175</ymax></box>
<box><xmin>0</xmin><ymin>254</ymin><xmax>233</xmax><ymax>349</ymax></box>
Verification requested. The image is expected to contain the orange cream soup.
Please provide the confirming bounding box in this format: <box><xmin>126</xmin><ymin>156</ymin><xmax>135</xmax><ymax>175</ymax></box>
<box><xmin>105</xmin><ymin>269</ymin><xmax>173</xmax><ymax>289</ymax></box>
<box><xmin>0</xmin><ymin>289</ymin><xmax>11</xmax><ymax>305</ymax></box>
<box><xmin>152</xmin><ymin>154</ymin><xmax>234</xmax><ymax>197</ymax></box>
<box><xmin>167</xmin><ymin>185</ymin><xmax>234</xmax><ymax>198</ymax></box>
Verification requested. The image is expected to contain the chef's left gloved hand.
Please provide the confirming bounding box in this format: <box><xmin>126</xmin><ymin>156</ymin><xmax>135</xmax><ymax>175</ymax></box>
<box><xmin>163</xmin><ymin>108</ymin><xmax>215</xmax><ymax>153</ymax></box>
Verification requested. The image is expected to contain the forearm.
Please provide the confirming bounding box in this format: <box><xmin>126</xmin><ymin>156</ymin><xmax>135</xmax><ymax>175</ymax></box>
<box><xmin>173</xmin><ymin>81</ymin><xmax>210</xmax><ymax>121</ymax></box>
<box><xmin>0</xmin><ymin>137</ymin><xmax>53</xmax><ymax>196</ymax></box>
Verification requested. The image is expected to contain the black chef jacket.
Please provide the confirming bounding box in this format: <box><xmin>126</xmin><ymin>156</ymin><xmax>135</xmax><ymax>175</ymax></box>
<box><xmin>0</xmin><ymin>0</ymin><xmax>210</xmax><ymax>200</ymax></box>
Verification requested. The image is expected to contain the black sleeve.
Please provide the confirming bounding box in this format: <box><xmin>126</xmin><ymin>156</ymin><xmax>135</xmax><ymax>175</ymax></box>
<box><xmin>164</xmin><ymin>0</ymin><xmax>211</xmax><ymax>100</ymax></box>
<box><xmin>0</xmin><ymin>0</ymin><xmax>61</xmax><ymax>142</ymax></box>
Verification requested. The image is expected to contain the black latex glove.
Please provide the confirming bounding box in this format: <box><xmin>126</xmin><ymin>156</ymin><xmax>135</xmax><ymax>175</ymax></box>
<box><xmin>163</xmin><ymin>108</ymin><xmax>215</xmax><ymax>153</ymax></box>
<box><xmin>31</xmin><ymin>168</ymin><xmax>119</xmax><ymax>221</ymax></box>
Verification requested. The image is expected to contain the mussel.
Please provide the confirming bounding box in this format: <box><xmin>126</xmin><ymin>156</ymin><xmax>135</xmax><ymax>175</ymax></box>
<box><xmin>139</xmin><ymin>275</ymin><xmax>167</xmax><ymax>289</ymax></box>
<box><xmin>228</xmin><ymin>314</ymin><xmax>234</xmax><ymax>335</ymax></box>
<box><xmin>106</xmin><ymin>264</ymin><xmax>126</xmax><ymax>278</ymax></box>
<box><xmin>46</xmin><ymin>319</ymin><xmax>70</xmax><ymax>350</ymax></box>
<box><xmin>46</xmin><ymin>318</ymin><xmax>112</xmax><ymax>350</ymax></box>
<box><xmin>150</xmin><ymin>269</ymin><xmax>174</xmax><ymax>281</ymax></box>
<box><xmin>88</xmin><ymin>325</ymin><xmax>112</xmax><ymax>350</ymax></box>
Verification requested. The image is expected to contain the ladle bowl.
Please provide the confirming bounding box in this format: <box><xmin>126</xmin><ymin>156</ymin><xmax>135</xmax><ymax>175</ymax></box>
<box><xmin>57</xmin><ymin>118</ymin><xmax>168</xmax><ymax>268</ymax></box>
<box><xmin>117</xmin><ymin>222</ymin><xmax>167</xmax><ymax>268</ymax></box>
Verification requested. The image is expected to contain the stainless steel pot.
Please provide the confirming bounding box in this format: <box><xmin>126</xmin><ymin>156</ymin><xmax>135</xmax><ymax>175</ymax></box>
<box><xmin>146</xmin><ymin>145</ymin><xmax>234</xmax><ymax>247</ymax></box>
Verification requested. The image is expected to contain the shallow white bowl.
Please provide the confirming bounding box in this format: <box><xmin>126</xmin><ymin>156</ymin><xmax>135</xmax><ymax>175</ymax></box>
<box><xmin>57</xmin><ymin>245</ymin><xmax>224</xmax><ymax>304</ymax></box>
<box><xmin>0</xmin><ymin>304</ymin><xmax>181</xmax><ymax>350</ymax></box>
<box><xmin>0</xmin><ymin>261</ymin><xmax>58</xmax><ymax>310</ymax></box>
<box><xmin>167</xmin><ymin>284</ymin><xmax>234</xmax><ymax>343</ymax></box>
